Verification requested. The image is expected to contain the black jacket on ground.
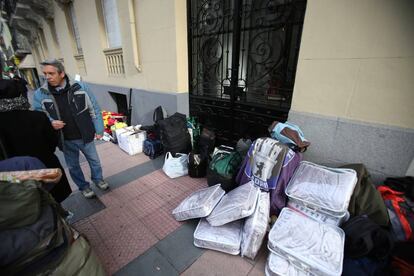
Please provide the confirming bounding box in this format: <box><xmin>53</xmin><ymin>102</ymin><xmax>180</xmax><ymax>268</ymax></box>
<box><xmin>0</xmin><ymin>110</ymin><xmax>72</xmax><ymax>203</ymax></box>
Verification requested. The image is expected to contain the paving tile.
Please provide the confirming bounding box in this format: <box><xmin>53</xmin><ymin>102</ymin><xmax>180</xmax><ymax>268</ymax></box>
<box><xmin>124</xmin><ymin>191</ymin><xmax>165</xmax><ymax>219</ymax></box>
<box><xmin>152</xmin><ymin>180</ymin><xmax>186</xmax><ymax>202</ymax></box>
<box><xmin>72</xmin><ymin>216</ymin><xmax>122</xmax><ymax>275</ymax></box>
<box><xmin>61</xmin><ymin>191</ymin><xmax>106</xmax><ymax>224</ymax></box>
<box><xmin>103</xmin><ymin>156</ymin><xmax>165</xmax><ymax>191</ymax></box>
<box><xmin>156</xmin><ymin>220</ymin><xmax>204</xmax><ymax>273</ymax></box>
<box><xmin>140</xmin><ymin>170</ymin><xmax>170</xmax><ymax>189</ymax></box>
<box><xmin>89</xmin><ymin>205</ymin><xmax>138</xmax><ymax>239</ymax></box>
<box><xmin>100</xmin><ymin>179</ymin><xmax>150</xmax><ymax>208</ymax></box>
<box><xmin>246</xmin><ymin>241</ymin><xmax>268</xmax><ymax>276</ymax></box>
<box><xmin>181</xmin><ymin>250</ymin><xmax>253</xmax><ymax>276</ymax></box>
<box><xmin>104</xmin><ymin>221</ymin><xmax>159</xmax><ymax>269</ymax></box>
<box><xmin>99</xmin><ymin>190</ymin><xmax>123</xmax><ymax>208</ymax></box>
<box><xmin>72</xmin><ymin>218</ymin><xmax>101</xmax><ymax>244</ymax></box>
<box><xmin>166</xmin><ymin>192</ymin><xmax>192</xmax><ymax>213</ymax></box>
<box><xmin>175</xmin><ymin>176</ymin><xmax>208</xmax><ymax>192</ymax></box>
<box><xmin>114</xmin><ymin>247</ymin><xmax>179</xmax><ymax>276</ymax></box>
<box><xmin>92</xmin><ymin>236</ymin><xmax>121</xmax><ymax>275</ymax></box>
<box><xmin>141</xmin><ymin>205</ymin><xmax>183</xmax><ymax>240</ymax></box>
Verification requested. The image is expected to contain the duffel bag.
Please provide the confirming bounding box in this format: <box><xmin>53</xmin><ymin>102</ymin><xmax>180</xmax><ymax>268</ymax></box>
<box><xmin>207</xmin><ymin>146</ymin><xmax>242</xmax><ymax>192</ymax></box>
<box><xmin>143</xmin><ymin>139</ymin><xmax>163</xmax><ymax>159</ymax></box>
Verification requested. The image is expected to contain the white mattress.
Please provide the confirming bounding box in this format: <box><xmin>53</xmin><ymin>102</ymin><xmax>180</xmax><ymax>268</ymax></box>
<box><xmin>193</xmin><ymin>218</ymin><xmax>242</xmax><ymax>255</ymax></box>
<box><xmin>172</xmin><ymin>184</ymin><xmax>225</xmax><ymax>221</ymax></box>
<box><xmin>268</xmin><ymin>208</ymin><xmax>345</xmax><ymax>276</ymax></box>
<box><xmin>207</xmin><ymin>181</ymin><xmax>259</xmax><ymax>226</ymax></box>
<box><xmin>265</xmin><ymin>252</ymin><xmax>308</xmax><ymax>276</ymax></box>
<box><xmin>241</xmin><ymin>191</ymin><xmax>270</xmax><ymax>259</ymax></box>
<box><xmin>286</xmin><ymin>161</ymin><xmax>357</xmax><ymax>215</ymax></box>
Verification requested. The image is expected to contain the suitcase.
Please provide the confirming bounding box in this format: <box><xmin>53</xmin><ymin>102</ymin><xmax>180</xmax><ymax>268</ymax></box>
<box><xmin>241</xmin><ymin>191</ymin><xmax>270</xmax><ymax>259</ymax></box>
<box><xmin>172</xmin><ymin>184</ymin><xmax>225</xmax><ymax>221</ymax></box>
<box><xmin>268</xmin><ymin>208</ymin><xmax>345</xmax><ymax>276</ymax></box>
<box><xmin>193</xmin><ymin>218</ymin><xmax>242</xmax><ymax>255</ymax></box>
<box><xmin>286</xmin><ymin>161</ymin><xmax>357</xmax><ymax>225</ymax></box>
<box><xmin>207</xmin><ymin>181</ymin><xmax>259</xmax><ymax>226</ymax></box>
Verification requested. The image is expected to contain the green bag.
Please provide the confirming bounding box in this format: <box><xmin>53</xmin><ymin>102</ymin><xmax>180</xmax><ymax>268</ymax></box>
<box><xmin>207</xmin><ymin>146</ymin><xmax>242</xmax><ymax>191</ymax></box>
<box><xmin>341</xmin><ymin>163</ymin><xmax>390</xmax><ymax>227</ymax></box>
<box><xmin>0</xmin><ymin>180</ymin><xmax>42</xmax><ymax>230</ymax></box>
<box><xmin>210</xmin><ymin>151</ymin><xmax>241</xmax><ymax>177</ymax></box>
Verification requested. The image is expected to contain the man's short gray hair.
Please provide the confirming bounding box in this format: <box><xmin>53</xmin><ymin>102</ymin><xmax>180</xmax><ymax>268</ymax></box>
<box><xmin>40</xmin><ymin>59</ymin><xmax>65</xmax><ymax>74</ymax></box>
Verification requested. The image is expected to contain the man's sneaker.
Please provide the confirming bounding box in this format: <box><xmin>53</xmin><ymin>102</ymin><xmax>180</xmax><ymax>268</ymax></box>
<box><xmin>81</xmin><ymin>188</ymin><xmax>96</xmax><ymax>199</ymax></box>
<box><xmin>95</xmin><ymin>180</ymin><xmax>109</xmax><ymax>190</ymax></box>
<box><xmin>65</xmin><ymin>211</ymin><xmax>74</xmax><ymax>221</ymax></box>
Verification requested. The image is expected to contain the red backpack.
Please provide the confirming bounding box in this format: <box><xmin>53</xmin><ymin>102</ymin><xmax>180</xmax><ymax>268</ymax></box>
<box><xmin>378</xmin><ymin>185</ymin><xmax>414</xmax><ymax>241</ymax></box>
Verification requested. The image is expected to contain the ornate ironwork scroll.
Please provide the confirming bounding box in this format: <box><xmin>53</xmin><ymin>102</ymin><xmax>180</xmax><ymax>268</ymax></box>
<box><xmin>188</xmin><ymin>0</ymin><xmax>306</xmax><ymax>144</ymax></box>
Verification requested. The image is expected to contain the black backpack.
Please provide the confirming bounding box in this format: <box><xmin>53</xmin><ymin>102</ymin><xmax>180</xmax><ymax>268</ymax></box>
<box><xmin>153</xmin><ymin>106</ymin><xmax>167</xmax><ymax>123</ymax></box>
<box><xmin>342</xmin><ymin>215</ymin><xmax>394</xmax><ymax>260</ymax></box>
<box><xmin>140</xmin><ymin>106</ymin><xmax>168</xmax><ymax>139</ymax></box>
<box><xmin>158</xmin><ymin>113</ymin><xmax>192</xmax><ymax>155</ymax></box>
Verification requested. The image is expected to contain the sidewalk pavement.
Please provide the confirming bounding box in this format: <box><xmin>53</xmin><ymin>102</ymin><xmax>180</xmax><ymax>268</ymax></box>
<box><xmin>60</xmin><ymin>141</ymin><xmax>266</xmax><ymax>275</ymax></box>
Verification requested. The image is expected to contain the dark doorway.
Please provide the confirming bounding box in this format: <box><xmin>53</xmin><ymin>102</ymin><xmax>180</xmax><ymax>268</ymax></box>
<box><xmin>188</xmin><ymin>0</ymin><xmax>307</xmax><ymax>145</ymax></box>
<box><xmin>109</xmin><ymin>91</ymin><xmax>128</xmax><ymax>116</ymax></box>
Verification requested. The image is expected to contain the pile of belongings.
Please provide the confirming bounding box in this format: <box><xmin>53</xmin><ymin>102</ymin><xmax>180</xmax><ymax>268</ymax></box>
<box><xmin>172</xmin><ymin>120</ymin><xmax>401</xmax><ymax>275</ymax></box>
<box><xmin>102</xmin><ymin>110</ymin><xmax>127</xmax><ymax>137</ymax></box>
<box><xmin>172</xmin><ymin>182</ymin><xmax>269</xmax><ymax>259</ymax></box>
<box><xmin>0</xmin><ymin>174</ymin><xmax>105</xmax><ymax>275</ymax></box>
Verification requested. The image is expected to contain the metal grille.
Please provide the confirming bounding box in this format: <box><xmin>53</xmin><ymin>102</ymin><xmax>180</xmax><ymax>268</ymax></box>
<box><xmin>188</xmin><ymin>0</ymin><xmax>306</xmax><ymax>144</ymax></box>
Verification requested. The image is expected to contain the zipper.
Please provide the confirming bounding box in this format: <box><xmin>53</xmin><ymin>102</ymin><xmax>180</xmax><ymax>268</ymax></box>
<box><xmin>49</xmin><ymin>93</ymin><xmax>65</xmax><ymax>150</ymax></box>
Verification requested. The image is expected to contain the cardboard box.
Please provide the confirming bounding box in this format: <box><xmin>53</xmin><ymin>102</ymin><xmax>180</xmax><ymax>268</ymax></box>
<box><xmin>116</xmin><ymin>127</ymin><xmax>147</xmax><ymax>155</ymax></box>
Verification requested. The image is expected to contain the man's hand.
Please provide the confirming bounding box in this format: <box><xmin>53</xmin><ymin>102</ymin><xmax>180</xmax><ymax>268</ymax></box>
<box><xmin>51</xmin><ymin>120</ymin><xmax>66</xmax><ymax>130</ymax></box>
<box><xmin>95</xmin><ymin>134</ymin><xmax>103</xmax><ymax>140</ymax></box>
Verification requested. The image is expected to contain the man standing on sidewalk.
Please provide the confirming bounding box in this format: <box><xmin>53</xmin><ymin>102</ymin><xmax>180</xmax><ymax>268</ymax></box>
<box><xmin>33</xmin><ymin>59</ymin><xmax>109</xmax><ymax>198</ymax></box>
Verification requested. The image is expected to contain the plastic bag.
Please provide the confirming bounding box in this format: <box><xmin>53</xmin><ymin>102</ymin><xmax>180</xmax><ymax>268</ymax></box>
<box><xmin>162</xmin><ymin>152</ymin><xmax>188</xmax><ymax>178</ymax></box>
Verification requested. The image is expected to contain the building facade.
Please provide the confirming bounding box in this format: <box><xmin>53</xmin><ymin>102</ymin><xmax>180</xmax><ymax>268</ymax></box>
<box><xmin>3</xmin><ymin>0</ymin><xmax>414</xmax><ymax>180</ymax></box>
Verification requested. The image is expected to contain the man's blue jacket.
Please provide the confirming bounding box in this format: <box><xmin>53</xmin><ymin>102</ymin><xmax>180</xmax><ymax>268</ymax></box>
<box><xmin>33</xmin><ymin>79</ymin><xmax>104</xmax><ymax>146</ymax></box>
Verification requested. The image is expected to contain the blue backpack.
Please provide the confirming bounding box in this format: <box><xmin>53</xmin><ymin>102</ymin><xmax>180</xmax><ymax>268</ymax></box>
<box><xmin>143</xmin><ymin>139</ymin><xmax>163</xmax><ymax>159</ymax></box>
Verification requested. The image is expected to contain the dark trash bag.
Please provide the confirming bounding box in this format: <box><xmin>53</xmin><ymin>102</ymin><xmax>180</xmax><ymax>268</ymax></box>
<box><xmin>342</xmin><ymin>215</ymin><xmax>394</xmax><ymax>260</ymax></box>
<box><xmin>188</xmin><ymin>152</ymin><xmax>207</xmax><ymax>178</ymax></box>
<box><xmin>158</xmin><ymin>112</ymin><xmax>192</xmax><ymax>155</ymax></box>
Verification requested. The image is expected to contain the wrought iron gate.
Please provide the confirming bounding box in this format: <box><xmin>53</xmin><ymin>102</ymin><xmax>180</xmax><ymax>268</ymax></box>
<box><xmin>188</xmin><ymin>0</ymin><xmax>307</xmax><ymax>145</ymax></box>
